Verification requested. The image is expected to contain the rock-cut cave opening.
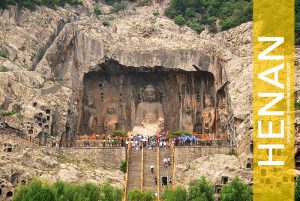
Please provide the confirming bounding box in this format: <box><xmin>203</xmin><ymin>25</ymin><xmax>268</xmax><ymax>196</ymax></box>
<box><xmin>77</xmin><ymin>60</ymin><xmax>230</xmax><ymax>136</ymax></box>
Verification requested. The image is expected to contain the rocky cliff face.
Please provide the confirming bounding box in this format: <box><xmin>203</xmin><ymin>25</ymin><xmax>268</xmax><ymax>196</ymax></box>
<box><xmin>0</xmin><ymin>2</ymin><xmax>254</xmax><ymax>140</ymax></box>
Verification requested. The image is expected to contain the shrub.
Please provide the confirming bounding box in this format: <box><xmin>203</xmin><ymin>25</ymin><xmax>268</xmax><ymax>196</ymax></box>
<box><xmin>220</xmin><ymin>177</ymin><xmax>252</xmax><ymax>201</ymax></box>
<box><xmin>168</xmin><ymin>130</ymin><xmax>192</xmax><ymax>138</ymax></box>
<box><xmin>111</xmin><ymin>130</ymin><xmax>127</xmax><ymax>137</ymax></box>
<box><xmin>296</xmin><ymin>100</ymin><xmax>300</xmax><ymax>110</ymax></box>
<box><xmin>186</xmin><ymin>20</ymin><xmax>204</xmax><ymax>33</ymax></box>
<box><xmin>0</xmin><ymin>66</ymin><xmax>9</xmax><ymax>72</ymax></box>
<box><xmin>36</xmin><ymin>46</ymin><xmax>46</xmax><ymax>62</ymax></box>
<box><xmin>120</xmin><ymin>160</ymin><xmax>127</xmax><ymax>173</ymax></box>
<box><xmin>104</xmin><ymin>0</ymin><xmax>120</xmax><ymax>5</ymax></box>
<box><xmin>94</xmin><ymin>5</ymin><xmax>102</xmax><ymax>15</ymax></box>
<box><xmin>228</xmin><ymin>148</ymin><xmax>237</xmax><ymax>156</ymax></box>
<box><xmin>295</xmin><ymin>176</ymin><xmax>300</xmax><ymax>201</ymax></box>
<box><xmin>188</xmin><ymin>176</ymin><xmax>214</xmax><ymax>201</ymax></box>
<box><xmin>174</xmin><ymin>15</ymin><xmax>185</xmax><ymax>26</ymax></box>
<box><xmin>153</xmin><ymin>10</ymin><xmax>159</xmax><ymax>16</ymax></box>
<box><xmin>162</xmin><ymin>186</ymin><xmax>188</xmax><ymax>201</ymax></box>
<box><xmin>127</xmin><ymin>189</ymin><xmax>156</xmax><ymax>201</ymax></box>
<box><xmin>0</xmin><ymin>110</ymin><xmax>18</xmax><ymax>116</ymax></box>
<box><xmin>110</xmin><ymin>2</ymin><xmax>127</xmax><ymax>13</ymax></box>
<box><xmin>0</xmin><ymin>50</ymin><xmax>8</xmax><ymax>58</ymax></box>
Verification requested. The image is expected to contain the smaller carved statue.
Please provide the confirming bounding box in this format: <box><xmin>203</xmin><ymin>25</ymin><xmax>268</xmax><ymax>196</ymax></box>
<box><xmin>202</xmin><ymin>95</ymin><xmax>215</xmax><ymax>134</ymax></box>
<box><xmin>86</xmin><ymin>95</ymin><xmax>97</xmax><ymax>132</ymax></box>
<box><xmin>218</xmin><ymin>98</ymin><xmax>229</xmax><ymax>134</ymax></box>
<box><xmin>103</xmin><ymin>105</ymin><xmax>118</xmax><ymax>134</ymax></box>
<box><xmin>182</xmin><ymin>97</ymin><xmax>193</xmax><ymax>132</ymax></box>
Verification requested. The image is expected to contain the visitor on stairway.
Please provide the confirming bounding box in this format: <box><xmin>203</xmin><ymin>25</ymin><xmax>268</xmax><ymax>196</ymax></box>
<box><xmin>163</xmin><ymin>140</ymin><xmax>167</xmax><ymax>149</ymax></box>
<box><xmin>169</xmin><ymin>176</ymin><xmax>172</xmax><ymax>184</ymax></box>
<box><xmin>167</xmin><ymin>157</ymin><xmax>171</xmax><ymax>166</ymax></box>
<box><xmin>159</xmin><ymin>141</ymin><xmax>163</xmax><ymax>148</ymax></box>
<box><xmin>163</xmin><ymin>158</ymin><xmax>168</xmax><ymax>167</ymax></box>
<box><xmin>154</xmin><ymin>176</ymin><xmax>158</xmax><ymax>185</ymax></box>
<box><xmin>150</xmin><ymin>165</ymin><xmax>154</xmax><ymax>174</ymax></box>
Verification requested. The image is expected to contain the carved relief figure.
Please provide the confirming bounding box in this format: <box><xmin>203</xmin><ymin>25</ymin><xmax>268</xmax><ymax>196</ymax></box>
<box><xmin>218</xmin><ymin>98</ymin><xmax>229</xmax><ymax>134</ymax></box>
<box><xmin>103</xmin><ymin>105</ymin><xmax>118</xmax><ymax>134</ymax></box>
<box><xmin>182</xmin><ymin>97</ymin><xmax>193</xmax><ymax>132</ymax></box>
<box><xmin>132</xmin><ymin>85</ymin><xmax>164</xmax><ymax>136</ymax></box>
<box><xmin>86</xmin><ymin>95</ymin><xmax>97</xmax><ymax>133</ymax></box>
<box><xmin>202</xmin><ymin>95</ymin><xmax>215</xmax><ymax>134</ymax></box>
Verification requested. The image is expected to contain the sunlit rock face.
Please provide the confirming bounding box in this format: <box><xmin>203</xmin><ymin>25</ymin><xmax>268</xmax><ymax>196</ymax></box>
<box><xmin>78</xmin><ymin>61</ymin><xmax>224</xmax><ymax>136</ymax></box>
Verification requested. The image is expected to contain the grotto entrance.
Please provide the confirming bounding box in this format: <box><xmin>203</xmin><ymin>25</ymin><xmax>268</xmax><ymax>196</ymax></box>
<box><xmin>78</xmin><ymin>60</ymin><xmax>230</xmax><ymax>138</ymax></box>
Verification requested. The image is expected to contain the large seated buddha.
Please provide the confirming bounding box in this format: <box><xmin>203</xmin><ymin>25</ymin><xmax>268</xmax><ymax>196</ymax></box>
<box><xmin>132</xmin><ymin>85</ymin><xmax>164</xmax><ymax>136</ymax></box>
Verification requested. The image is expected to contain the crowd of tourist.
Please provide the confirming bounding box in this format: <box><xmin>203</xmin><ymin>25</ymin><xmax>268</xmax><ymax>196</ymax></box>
<box><xmin>126</xmin><ymin>134</ymin><xmax>170</xmax><ymax>150</ymax></box>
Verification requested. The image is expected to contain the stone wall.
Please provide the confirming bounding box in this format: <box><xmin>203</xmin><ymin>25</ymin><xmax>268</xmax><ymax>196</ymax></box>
<box><xmin>174</xmin><ymin>146</ymin><xmax>233</xmax><ymax>165</ymax></box>
<box><xmin>61</xmin><ymin>147</ymin><xmax>126</xmax><ymax>170</ymax></box>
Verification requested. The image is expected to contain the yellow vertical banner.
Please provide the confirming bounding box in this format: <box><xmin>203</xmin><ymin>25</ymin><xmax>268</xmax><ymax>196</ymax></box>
<box><xmin>253</xmin><ymin>0</ymin><xmax>295</xmax><ymax>201</ymax></box>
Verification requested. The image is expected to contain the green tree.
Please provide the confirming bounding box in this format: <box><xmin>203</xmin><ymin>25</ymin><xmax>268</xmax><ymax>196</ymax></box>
<box><xmin>162</xmin><ymin>186</ymin><xmax>188</xmax><ymax>201</ymax></box>
<box><xmin>13</xmin><ymin>179</ymin><xmax>55</xmax><ymax>201</ymax></box>
<box><xmin>127</xmin><ymin>189</ymin><xmax>156</xmax><ymax>201</ymax></box>
<box><xmin>188</xmin><ymin>176</ymin><xmax>214</xmax><ymax>201</ymax></box>
<box><xmin>220</xmin><ymin>177</ymin><xmax>252</xmax><ymax>201</ymax></box>
<box><xmin>100</xmin><ymin>182</ymin><xmax>123</xmax><ymax>201</ymax></box>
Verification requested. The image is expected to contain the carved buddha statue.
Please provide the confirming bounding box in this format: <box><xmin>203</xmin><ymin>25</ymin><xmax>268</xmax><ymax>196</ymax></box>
<box><xmin>202</xmin><ymin>95</ymin><xmax>215</xmax><ymax>134</ymax></box>
<box><xmin>132</xmin><ymin>85</ymin><xmax>164</xmax><ymax>136</ymax></box>
<box><xmin>218</xmin><ymin>99</ymin><xmax>229</xmax><ymax>134</ymax></box>
<box><xmin>103</xmin><ymin>105</ymin><xmax>118</xmax><ymax>134</ymax></box>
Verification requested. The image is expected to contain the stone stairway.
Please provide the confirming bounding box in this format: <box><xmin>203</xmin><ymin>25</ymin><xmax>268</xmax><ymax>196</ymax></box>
<box><xmin>143</xmin><ymin>148</ymin><xmax>158</xmax><ymax>192</ymax></box>
<box><xmin>159</xmin><ymin>148</ymin><xmax>172</xmax><ymax>196</ymax></box>
<box><xmin>127</xmin><ymin>149</ymin><xmax>142</xmax><ymax>191</ymax></box>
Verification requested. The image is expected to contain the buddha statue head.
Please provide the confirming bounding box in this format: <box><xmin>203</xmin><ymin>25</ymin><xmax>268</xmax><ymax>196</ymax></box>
<box><xmin>107</xmin><ymin>105</ymin><xmax>115</xmax><ymax>114</ymax></box>
<box><xmin>144</xmin><ymin>85</ymin><xmax>156</xmax><ymax>102</ymax></box>
<box><xmin>204</xmin><ymin>95</ymin><xmax>213</xmax><ymax>107</ymax></box>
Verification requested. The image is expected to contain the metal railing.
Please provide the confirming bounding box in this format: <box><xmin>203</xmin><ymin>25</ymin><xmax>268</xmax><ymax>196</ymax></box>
<box><xmin>157</xmin><ymin>146</ymin><xmax>161</xmax><ymax>201</ymax></box>
<box><xmin>170</xmin><ymin>142</ymin><xmax>175</xmax><ymax>189</ymax></box>
<box><xmin>141</xmin><ymin>145</ymin><xmax>144</xmax><ymax>191</ymax></box>
<box><xmin>123</xmin><ymin>143</ymin><xmax>131</xmax><ymax>201</ymax></box>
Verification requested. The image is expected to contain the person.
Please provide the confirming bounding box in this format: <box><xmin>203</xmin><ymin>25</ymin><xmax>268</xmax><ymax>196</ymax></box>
<box><xmin>167</xmin><ymin>157</ymin><xmax>171</xmax><ymax>166</ymax></box>
<box><xmin>125</xmin><ymin>140</ymin><xmax>129</xmax><ymax>149</ymax></box>
<box><xmin>163</xmin><ymin>140</ymin><xmax>167</xmax><ymax>149</ymax></box>
<box><xmin>159</xmin><ymin>141</ymin><xmax>163</xmax><ymax>149</ymax></box>
<box><xmin>163</xmin><ymin>158</ymin><xmax>168</xmax><ymax>167</ymax></box>
<box><xmin>139</xmin><ymin>141</ymin><xmax>143</xmax><ymax>150</ymax></box>
<box><xmin>150</xmin><ymin>165</ymin><xmax>154</xmax><ymax>174</ymax></box>
<box><xmin>154</xmin><ymin>176</ymin><xmax>158</xmax><ymax>185</ymax></box>
<box><xmin>169</xmin><ymin>176</ymin><xmax>172</xmax><ymax>184</ymax></box>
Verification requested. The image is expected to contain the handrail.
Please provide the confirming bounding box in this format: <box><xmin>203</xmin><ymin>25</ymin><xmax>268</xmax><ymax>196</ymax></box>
<box><xmin>157</xmin><ymin>145</ymin><xmax>160</xmax><ymax>201</ymax></box>
<box><xmin>170</xmin><ymin>142</ymin><xmax>175</xmax><ymax>189</ymax></box>
<box><xmin>141</xmin><ymin>144</ymin><xmax>144</xmax><ymax>191</ymax></box>
<box><xmin>123</xmin><ymin>143</ymin><xmax>131</xmax><ymax>201</ymax></box>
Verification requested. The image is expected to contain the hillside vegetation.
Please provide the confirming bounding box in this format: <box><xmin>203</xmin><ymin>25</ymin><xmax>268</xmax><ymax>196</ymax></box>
<box><xmin>165</xmin><ymin>0</ymin><xmax>252</xmax><ymax>33</ymax></box>
<box><xmin>166</xmin><ymin>0</ymin><xmax>300</xmax><ymax>45</ymax></box>
<box><xmin>0</xmin><ymin>0</ymin><xmax>82</xmax><ymax>10</ymax></box>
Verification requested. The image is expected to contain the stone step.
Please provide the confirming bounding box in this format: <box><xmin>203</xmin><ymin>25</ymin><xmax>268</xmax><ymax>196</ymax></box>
<box><xmin>127</xmin><ymin>149</ymin><xmax>142</xmax><ymax>191</ymax></box>
<box><xmin>143</xmin><ymin>148</ymin><xmax>158</xmax><ymax>193</ymax></box>
<box><xmin>159</xmin><ymin>148</ymin><xmax>172</xmax><ymax>196</ymax></box>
